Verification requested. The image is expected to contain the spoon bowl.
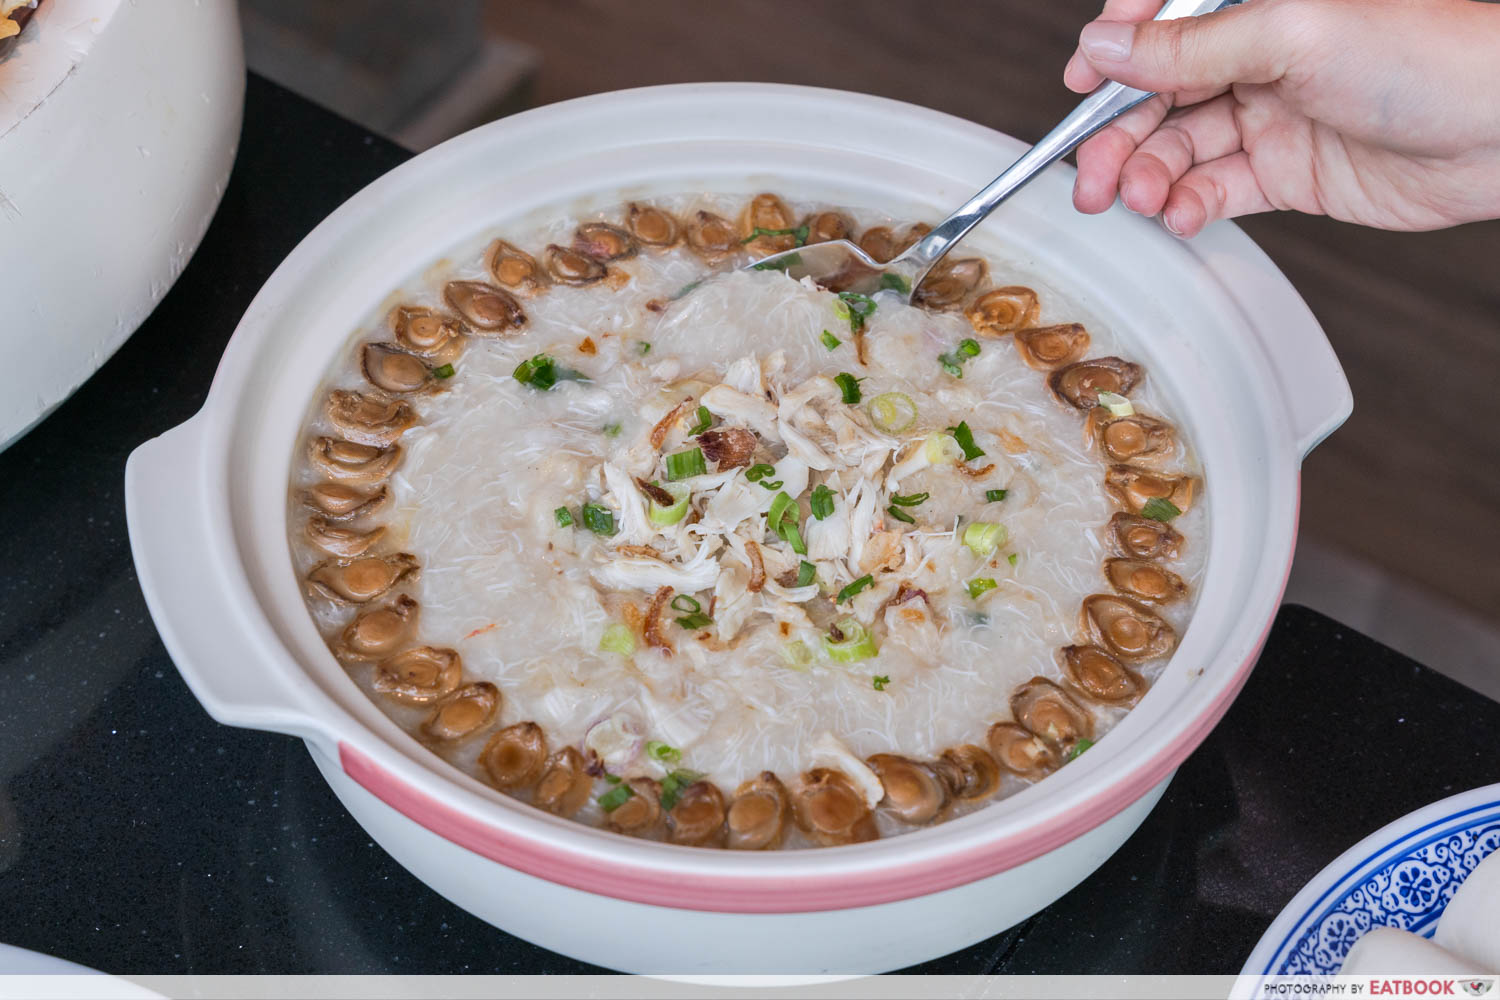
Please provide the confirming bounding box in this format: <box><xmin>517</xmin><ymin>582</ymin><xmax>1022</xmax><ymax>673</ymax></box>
<box><xmin>746</xmin><ymin>238</ymin><xmax>906</xmax><ymax>295</ymax></box>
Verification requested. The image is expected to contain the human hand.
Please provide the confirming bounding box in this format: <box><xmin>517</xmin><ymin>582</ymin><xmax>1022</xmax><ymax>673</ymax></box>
<box><xmin>1062</xmin><ymin>0</ymin><xmax>1500</xmax><ymax>236</ymax></box>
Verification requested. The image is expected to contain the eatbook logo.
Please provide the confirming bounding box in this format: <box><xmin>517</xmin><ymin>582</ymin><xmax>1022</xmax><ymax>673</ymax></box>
<box><xmin>1462</xmin><ymin>981</ymin><xmax>1495</xmax><ymax>997</ymax></box>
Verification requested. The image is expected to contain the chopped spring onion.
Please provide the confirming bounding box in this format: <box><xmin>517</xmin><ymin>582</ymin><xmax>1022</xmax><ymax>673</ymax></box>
<box><xmin>878</xmin><ymin>273</ymin><xmax>910</xmax><ymax>295</ymax></box>
<box><xmin>598</xmin><ymin>783</ymin><xmax>634</xmax><ymax>812</ymax></box>
<box><xmin>581</xmin><ymin>503</ymin><xmax>616</xmax><ymax>536</ymax></box>
<box><xmin>985</xmin><ymin>488</ymin><xmax>1008</xmax><ymax>503</ymax></box>
<box><xmin>946</xmin><ymin>421</ymin><xmax>986</xmax><ymax>461</ymax></box>
<box><xmin>886</xmin><ymin>504</ymin><xmax>915</xmax><ymax>524</ymax></box>
<box><xmin>963</xmin><ymin>521</ymin><xmax>1007</xmax><ymax>557</ymax></box>
<box><xmin>796</xmin><ymin>560</ymin><xmax>817</xmax><ymax>587</ymax></box>
<box><xmin>889</xmin><ymin>491</ymin><xmax>928</xmax><ymax>507</ymax></box>
<box><xmin>967</xmin><ymin>577</ymin><xmax>999</xmax><ymax>600</ymax></box>
<box><xmin>836</xmin><ymin>291</ymin><xmax>878</xmax><ymax>332</ymax></box>
<box><xmin>1140</xmin><ymin>497</ymin><xmax>1182</xmax><ymax>522</ymax></box>
<box><xmin>938</xmin><ymin>340</ymin><xmax>980</xmax><ymax>378</ymax></box>
<box><xmin>923</xmin><ymin>432</ymin><xmax>966</xmax><ymax>465</ymax></box>
<box><xmin>432</xmin><ymin>363</ymin><xmax>455</xmax><ymax>379</ymax></box>
<box><xmin>670</xmin><ymin>594</ymin><xmax>702</xmax><ymax>614</ymax></box>
<box><xmin>1096</xmin><ymin>390</ymin><xmax>1135</xmax><ymax>417</ymax></box>
<box><xmin>646</xmin><ymin>740</ymin><xmax>682</xmax><ymax>765</ymax></box>
<box><xmin>688</xmin><ymin>405</ymin><xmax>712</xmax><ymax>435</ymax></box>
<box><xmin>665</xmin><ymin>447</ymin><xmax>707</xmax><ymax>481</ymax></box>
<box><xmin>513</xmin><ymin>354</ymin><xmax>586</xmax><ymax>390</ymax></box>
<box><xmin>834</xmin><ymin>372</ymin><xmax>863</xmax><ymax>404</ymax></box>
<box><xmin>837</xmin><ymin>575</ymin><xmax>874</xmax><ymax>603</ymax></box>
<box><xmin>824</xmin><ymin>617</ymin><xmax>878</xmax><ymax>662</ymax></box>
<box><xmin>1067</xmin><ymin>738</ymin><xmax>1096</xmax><ymax>762</ymax></box>
<box><xmin>602</xmin><ymin>422</ymin><xmax>622</xmax><ymax>437</ymax></box>
<box><xmin>638</xmin><ymin>342</ymin><xmax>652</xmax><ymax>355</ymax></box>
<box><xmin>647</xmin><ymin>482</ymin><xmax>691</xmax><ymax>526</ymax></box>
<box><xmin>767</xmin><ymin>491</ymin><xmax>798</xmax><ymax>534</ymax></box>
<box><xmin>675</xmin><ymin>612</ymin><xmax>714</xmax><ymax>630</ymax></box>
<box><xmin>767</xmin><ymin>493</ymin><xmax>795</xmax><ymax>531</ymax></box>
<box><xmin>598</xmin><ymin>623</ymin><xmax>636</xmax><ymax>656</ymax></box>
<box><xmin>820</xmin><ymin>330</ymin><xmax>841</xmax><ymax>350</ymax></box>
<box><xmin>513</xmin><ymin>354</ymin><xmax>555</xmax><ymax>388</ymax></box>
<box><xmin>766</xmin><ymin>491</ymin><xmax>806</xmax><ymax>553</ymax></box>
<box><xmin>742</xmin><ymin>224</ymin><xmax>810</xmax><ymax>246</ymax></box>
<box><xmin>1008</xmin><ymin>553</ymin><xmax>1019</xmax><ymax>566</ymax></box>
<box><xmin>872</xmin><ymin>674</ymin><xmax>891</xmax><ymax>691</ymax></box>
<box><xmin>809</xmin><ymin>483</ymin><xmax>835</xmax><ymax>520</ymax></box>
<box><xmin>554</xmin><ymin>507</ymin><xmax>574</xmax><ymax>528</ymax></box>
<box><xmin>745</xmin><ymin>463</ymin><xmax>783</xmax><ymax>490</ymax></box>
<box><xmin>780</xmin><ymin>640</ymin><xmax>814</xmax><ymax>671</ymax></box>
<box><xmin>868</xmin><ymin>391</ymin><xmax>918</xmax><ymax>434</ymax></box>
<box><xmin>659</xmin><ymin>768</ymin><xmax>704</xmax><ymax>811</ymax></box>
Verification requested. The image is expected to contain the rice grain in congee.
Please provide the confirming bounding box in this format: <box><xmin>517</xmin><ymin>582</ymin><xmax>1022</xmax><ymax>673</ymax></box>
<box><xmin>288</xmin><ymin>192</ymin><xmax>1206</xmax><ymax>848</ymax></box>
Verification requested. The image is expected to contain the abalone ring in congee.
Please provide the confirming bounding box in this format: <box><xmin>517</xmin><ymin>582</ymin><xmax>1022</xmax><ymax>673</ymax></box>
<box><xmin>287</xmin><ymin>191</ymin><xmax>1205</xmax><ymax>850</ymax></box>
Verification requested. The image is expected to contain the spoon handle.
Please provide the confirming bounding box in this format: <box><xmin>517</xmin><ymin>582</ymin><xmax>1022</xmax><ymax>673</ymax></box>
<box><xmin>901</xmin><ymin>0</ymin><xmax>1241</xmax><ymax>277</ymax></box>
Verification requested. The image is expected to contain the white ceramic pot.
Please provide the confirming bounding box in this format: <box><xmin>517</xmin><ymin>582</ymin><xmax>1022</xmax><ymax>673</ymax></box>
<box><xmin>0</xmin><ymin>0</ymin><xmax>243</xmax><ymax>451</ymax></box>
<box><xmin>124</xmin><ymin>84</ymin><xmax>1350</xmax><ymax>974</ymax></box>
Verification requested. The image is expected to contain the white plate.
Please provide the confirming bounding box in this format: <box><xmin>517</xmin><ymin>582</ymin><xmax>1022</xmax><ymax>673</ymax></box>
<box><xmin>1243</xmin><ymin>783</ymin><xmax>1500</xmax><ymax>976</ymax></box>
<box><xmin>0</xmin><ymin>943</ymin><xmax>162</xmax><ymax>998</ymax></box>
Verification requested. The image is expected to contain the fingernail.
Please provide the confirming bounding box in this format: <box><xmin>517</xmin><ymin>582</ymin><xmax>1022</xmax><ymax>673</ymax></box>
<box><xmin>1079</xmin><ymin>21</ymin><xmax>1133</xmax><ymax>62</ymax></box>
<box><xmin>1161</xmin><ymin>212</ymin><xmax>1185</xmax><ymax>237</ymax></box>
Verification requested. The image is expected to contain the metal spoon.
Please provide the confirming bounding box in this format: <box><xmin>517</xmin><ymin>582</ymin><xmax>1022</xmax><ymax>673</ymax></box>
<box><xmin>746</xmin><ymin>0</ymin><xmax>1240</xmax><ymax>299</ymax></box>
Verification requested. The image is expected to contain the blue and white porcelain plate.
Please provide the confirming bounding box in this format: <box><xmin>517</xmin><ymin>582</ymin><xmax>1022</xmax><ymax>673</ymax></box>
<box><xmin>1243</xmin><ymin>783</ymin><xmax>1500</xmax><ymax>976</ymax></box>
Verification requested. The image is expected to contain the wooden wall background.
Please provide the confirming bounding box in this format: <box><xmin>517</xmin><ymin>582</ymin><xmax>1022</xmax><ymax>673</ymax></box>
<box><xmin>488</xmin><ymin>0</ymin><xmax>1500</xmax><ymax>627</ymax></box>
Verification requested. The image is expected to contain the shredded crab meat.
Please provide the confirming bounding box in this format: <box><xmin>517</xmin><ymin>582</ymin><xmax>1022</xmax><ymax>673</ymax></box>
<box><xmin>722</xmin><ymin>355</ymin><xmax>766</xmax><ymax>396</ymax></box>
<box><xmin>697</xmin><ymin>475</ymin><xmax>765</xmax><ymax>534</ymax></box>
<box><xmin>601</xmin><ymin>463</ymin><xmax>652</xmax><ymax>544</ymax></box>
<box><xmin>778</xmin><ymin>375</ymin><xmax>841</xmax><ymax>421</ymax></box>
<box><xmin>779</xmin><ymin>421</ymin><xmax>837</xmax><ymax>471</ymax></box>
<box><xmin>713</xmin><ymin>561</ymin><xmax>754</xmax><ymax>643</ymax></box>
<box><xmin>593</xmin><ymin>536</ymin><xmax>724</xmax><ymax>593</ymax></box>
<box><xmin>762</xmin><ymin>578</ymin><xmax>820</xmax><ymax>604</ymax></box>
<box><xmin>845</xmin><ymin>478</ymin><xmax>880</xmax><ymax>571</ymax></box>
<box><xmin>699</xmin><ymin>385</ymin><xmax>780</xmax><ymax>439</ymax></box>
<box><xmin>805</xmin><ymin>491</ymin><xmax>852</xmax><ymax>562</ymax></box>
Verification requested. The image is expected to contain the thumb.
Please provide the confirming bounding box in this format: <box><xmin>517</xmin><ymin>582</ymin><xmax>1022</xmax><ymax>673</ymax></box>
<box><xmin>1077</xmin><ymin>3</ymin><xmax>1288</xmax><ymax>94</ymax></box>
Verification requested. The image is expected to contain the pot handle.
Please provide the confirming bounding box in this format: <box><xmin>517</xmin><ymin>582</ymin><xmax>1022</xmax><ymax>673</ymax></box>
<box><xmin>1271</xmin><ymin>314</ymin><xmax>1353</xmax><ymax>459</ymax></box>
<box><xmin>126</xmin><ymin>417</ymin><xmax>321</xmax><ymax>742</ymax></box>
<box><xmin>1210</xmin><ymin>242</ymin><xmax>1353</xmax><ymax>458</ymax></box>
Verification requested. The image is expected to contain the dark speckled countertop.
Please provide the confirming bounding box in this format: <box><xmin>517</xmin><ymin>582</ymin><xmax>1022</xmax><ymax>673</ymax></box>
<box><xmin>0</xmin><ymin>75</ymin><xmax>1497</xmax><ymax>975</ymax></box>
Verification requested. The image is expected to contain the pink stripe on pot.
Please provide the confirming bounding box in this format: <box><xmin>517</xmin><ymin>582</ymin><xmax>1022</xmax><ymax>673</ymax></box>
<box><xmin>341</xmin><ymin>484</ymin><xmax>1299</xmax><ymax>913</ymax></box>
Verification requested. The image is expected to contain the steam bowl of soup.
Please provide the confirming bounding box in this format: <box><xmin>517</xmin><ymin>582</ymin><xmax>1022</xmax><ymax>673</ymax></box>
<box><xmin>125</xmin><ymin>84</ymin><xmax>1350</xmax><ymax>974</ymax></box>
